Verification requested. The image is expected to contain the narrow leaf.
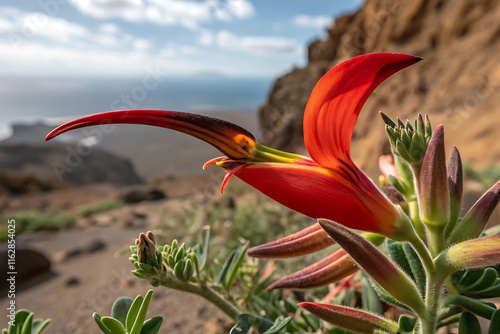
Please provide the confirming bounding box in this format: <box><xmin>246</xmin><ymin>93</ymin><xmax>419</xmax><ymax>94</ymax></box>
<box><xmin>20</xmin><ymin>313</ymin><xmax>33</xmax><ymax>334</ymax></box>
<box><xmin>197</xmin><ymin>226</ymin><xmax>211</xmax><ymax>270</ymax></box>
<box><xmin>217</xmin><ymin>248</ymin><xmax>236</xmax><ymax>287</ymax></box>
<box><xmin>126</xmin><ymin>295</ymin><xmax>143</xmax><ymax>333</ymax></box>
<box><xmin>385</xmin><ymin>239</ymin><xmax>413</xmax><ymax>279</ymax></box>
<box><xmin>261</xmin><ymin>317</ymin><xmax>292</xmax><ymax>334</ymax></box>
<box><xmin>361</xmin><ymin>278</ymin><xmax>383</xmax><ymax>315</ymax></box>
<box><xmin>402</xmin><ymin>242</ymin><xmax>426</xmax><ymax>295</ymax></box>
<box><xmin>130</xmin><ymin>290</ymin><xmax>154</xmax><ymax>334</ymax></box>
<box><xmin>225</xmin><ymin>242</ymin><xmax>249</xmax><ymax>290</ymax></box>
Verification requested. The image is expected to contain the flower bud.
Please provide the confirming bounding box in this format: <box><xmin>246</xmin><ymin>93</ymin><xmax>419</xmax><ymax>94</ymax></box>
<box><xmin>318</xmin><ymin>219</ymin><xmax>424</xmax><ymax>312</ymax></box>
<box><xmin>442</xmin><ymin>234</ymin><xmax>500</xmax><ymax>270</ymax></box>
<box><xmin>135</xmin><ymin>231</ymin><xmax>163</xmax><ymax>272</ymax></box>
<box><xmin>298</xmin><ymin>303</ymin><xmax>398</xmax><ymax>334</ymax></box>
<box><xmin>267</xmin><ymin>248</ymin><xmax>356</xmax><ymax>289</ymax></box>
<box><xmin>449</xmin><ymin>179</ymin><xmax>500</xmax><ymax>244</ymax></box>
<box><xmin>418</xmin><ymin>125</ymin><xmax>450</xmax><ymax>227</ymax></box>
<box><xmin>446</xmin><ymin>147</ymin><xmax>463</xmax><ymax>233</ymax></box>
<box><xmin>247</xmin><ymin>223</ymin><xmax>333</xmax><ymax>258</ymax></box>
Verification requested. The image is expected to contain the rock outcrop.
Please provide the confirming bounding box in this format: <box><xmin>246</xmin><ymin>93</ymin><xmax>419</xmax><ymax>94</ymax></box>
<box><xmin>259</xmin><ymin>0</ymin><xmax>500</xmax><ymax>175</ymax></box>
<box><xmin>0</xmin><ymin>143</ymin><xmax>143</xmax><ymax>187</ymax></box>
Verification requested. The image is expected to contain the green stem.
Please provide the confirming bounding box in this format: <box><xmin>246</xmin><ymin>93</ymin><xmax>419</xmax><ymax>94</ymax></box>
<box><xmin>407</xmin><ymin>232</ymin><xmax>434</xmax><ymax>275</ymax></box>
<box><xmin>426</xmin><ymin>225</ymin><xmax>446</xmax><ymax>258</ymax></box>
<box><xmin>160</xmin><ymin>276</ymin><xmax>240</xmax><ymax>320</ymax></box>
<box><xmin>408</xmin><ymin>199</ymin><xmax>426</xmax><ymax>241</ymax></box>
<box><xmin>419</xmin><ymin>270</ymin><xmax>448</xmax><ymax>334</ymax></box>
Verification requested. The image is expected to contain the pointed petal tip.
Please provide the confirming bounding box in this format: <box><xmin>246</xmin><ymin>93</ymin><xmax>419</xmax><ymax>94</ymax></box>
<box><xmin>297</xmin><ymin>301</ymin><xmax>312</xmax><ymax>309</ymax></box>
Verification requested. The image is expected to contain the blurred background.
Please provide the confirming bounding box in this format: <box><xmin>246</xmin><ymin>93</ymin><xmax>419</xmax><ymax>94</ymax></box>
<box><xmin>1</xmin><ymin>0</ymin><xmax>499</xmax><ymax>333</ymax></box>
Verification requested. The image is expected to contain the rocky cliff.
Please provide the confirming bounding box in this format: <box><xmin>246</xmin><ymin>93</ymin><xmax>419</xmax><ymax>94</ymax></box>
<box><xmin>259</xmin><ymin>0</ymin><xmax>500</xmax><ymax>175</ymax></box>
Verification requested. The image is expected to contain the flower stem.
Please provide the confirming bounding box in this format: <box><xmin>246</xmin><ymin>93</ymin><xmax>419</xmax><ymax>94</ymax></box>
<box><xmin>426</xmin><ymin>225</ymin><xmax>446</xmax><ymax>258</ymax></box>
<box><xmin>408</xmin><ymin>199</ymin><xmax>425</xmax><ymax>240</ymax></box>
<box><xmin>160</xmin><ymin>276</ymin><xmax>240</xmax><ymax>320</ymax></box>
<box><xmin>407</xmin><ymin>231</ymin><xmax>434</xmax><ymax>275</ymax></box>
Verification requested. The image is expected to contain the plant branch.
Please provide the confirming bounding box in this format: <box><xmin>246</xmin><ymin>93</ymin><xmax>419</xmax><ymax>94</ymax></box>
<box><xmin>159</xmin><ymin>276</ymin><xmax>241</xmax><ymax>320</ymax></box>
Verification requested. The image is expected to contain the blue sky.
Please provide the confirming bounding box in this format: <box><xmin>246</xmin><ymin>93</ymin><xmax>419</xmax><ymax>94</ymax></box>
<box><xmin>0</xmin><ymin>0</ymin><xmax>361</xmax><ymax>139</ymax></box>
<box><xmin>1</xmin><ymin>0</ymin><xmax>360</xmax><ymax>78</ymax></box>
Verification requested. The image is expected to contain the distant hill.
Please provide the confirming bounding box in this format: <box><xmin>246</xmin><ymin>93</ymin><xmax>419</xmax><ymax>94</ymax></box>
<box><xmin>259</xmin><ymin>0</ymin><xmax>500</xmax><ymax>176</ymax></box>
<box><xmin>0</xmin><ymin>143</ymin><xmax>143</xmax><ymax>186</ymax></box>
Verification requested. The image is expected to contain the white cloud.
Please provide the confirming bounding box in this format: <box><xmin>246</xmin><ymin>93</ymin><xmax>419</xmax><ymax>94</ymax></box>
<box><xmin>198</xmin><ymin>29</ymin><xmax>214</xmax><ymax>45</ymax></box>
<box><xmin>225</xmin><ymin>0</ymin><xmax>255</xmax><ymax>19</ymax></box>
<box><xmin>0</xmin><ymin>6</ymin><xmax>90</xmax><ymax>44</ymax></box>
<box><xmin>0</xmin><ymin>5</ymin><xmax>303</xmax><ymax>78</ymax></box>
<box><xmin>216</xmin><ymin>30</ymin><xmax>301</xmax><ymax>55</ymax></box>
<box><xmin>99</xmin><ymin>23</ymin><xmax>120</xmax><ymax>34</ymax></box>
<box><xmin>134</xmin><ymin>38</ymin><xmax>152</xmax><ymax>50</ymax></box>
<box><xmin>68</xmin><ymin>0</ymin><xmax>255</xmax><ymax>30</ymax></box>
<box><xmin>293</xmin><ymin>14</ymin><xmax>332</xmax><ymax>29</ymax></box>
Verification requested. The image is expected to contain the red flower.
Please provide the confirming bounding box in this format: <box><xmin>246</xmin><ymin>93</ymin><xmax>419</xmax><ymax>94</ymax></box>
<box><xmin>46</xmin><ymin>53</ymin><xmax>421</xmax><ymax>239</ymax></box>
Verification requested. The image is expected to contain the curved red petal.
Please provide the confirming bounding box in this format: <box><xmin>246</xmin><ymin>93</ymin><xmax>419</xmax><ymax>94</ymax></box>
<box><xmin>46</xmin><ymin>109</ymin><xmax>256</xmax><ymax>160</ymax></box>
<box><xmin>234</xmin><ymin>163</ymin><xmax>399</xmax><ymax>236</ymax></box>
<box><xmin>304</xmin><ymin>53</ymin><xmax>422</xmax><ymax>168</ymax></box>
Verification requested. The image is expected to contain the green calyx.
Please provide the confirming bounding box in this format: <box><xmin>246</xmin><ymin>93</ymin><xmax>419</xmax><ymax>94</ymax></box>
<box><xmin>250</xmin><ymin>142</ymin><xmax>311</xmax><ymax>164</ymax></box>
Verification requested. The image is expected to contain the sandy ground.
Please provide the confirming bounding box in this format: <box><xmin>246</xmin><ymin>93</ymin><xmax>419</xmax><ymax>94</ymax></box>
<box><xmin>0</xmin><ymin>175</ymin><xmax>233</xmax><ymax>334</ymax></box>
<box><xmin>1</xmin><ymin>225</ymin><xmax>230</xmax><ymax>334</ymax></box>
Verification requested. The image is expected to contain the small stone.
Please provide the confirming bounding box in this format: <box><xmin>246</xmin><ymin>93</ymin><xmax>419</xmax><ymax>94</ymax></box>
<box><xmin>52</xmin><ymin>248</ymin><xmax>83</xmax><ymax>262</ymax></box>
<box><xmin>65</xmin><ymin>275</ymin><xmax>81</xmax><ymax>287</ymax></box>
<box><xmin>86</xmin><ymin>239</ymin><xmax>107</xmax><ymax>253</ymax></box>
<box><xmin>118</xmin><ymin>185</ymin><xmax>166</xmax><ymax>204</ymax></box>
<box><xmin>0</xmin><ymin>249</ymin><xmax>51</xmax><ymax>284</ymax></box>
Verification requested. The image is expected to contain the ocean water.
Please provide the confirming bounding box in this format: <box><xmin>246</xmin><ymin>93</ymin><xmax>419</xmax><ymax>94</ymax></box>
<box><xmin>0</xmin><ymin>74</ymin><xmax>273</xmax><ymax>140</ymax></box>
